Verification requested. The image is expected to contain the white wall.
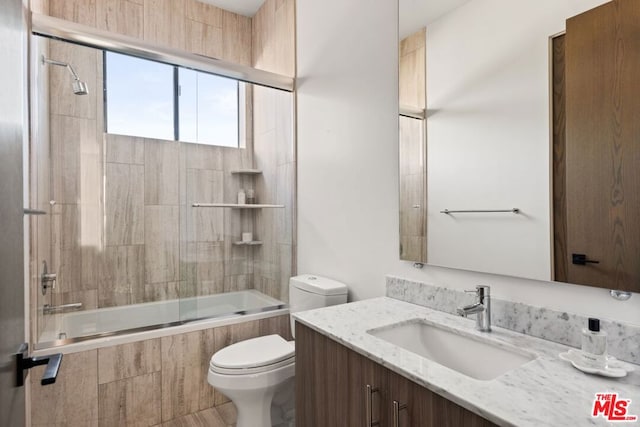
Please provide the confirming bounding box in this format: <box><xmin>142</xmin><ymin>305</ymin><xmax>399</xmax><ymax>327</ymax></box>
<box><xmin>296</xmin><ymin>0</ymin><xmax>400</xmax><ymax>301</ymax></box>
<box><xmin>296</xmin><ymin>0</ymin><xmax>640</xmax><ymax>325</ymax></box>
<box><xmin>426</xmin><ymin>0</ymin><xmax>607</xmax><ymax>281</ymax></box>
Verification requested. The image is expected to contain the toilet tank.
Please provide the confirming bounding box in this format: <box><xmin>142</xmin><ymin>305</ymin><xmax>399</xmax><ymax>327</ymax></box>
<box><xmin>289</xmin><ymin>275</ymin><xmax>348</xmax><ymax>338</ymax></box>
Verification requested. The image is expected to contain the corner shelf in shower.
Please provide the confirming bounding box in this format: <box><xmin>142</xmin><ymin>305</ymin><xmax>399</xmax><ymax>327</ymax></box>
<box><xmin>230</xmin><ymin>169</ymin><xmax>263</xmax><ymax>175</ymax></box>
<box><xmin>192</xmin><ymin>203</ymin><xmax>285</xmax><ymax>209</ymax></box>
<box><xmin>233</xmin><ymin>241</ymin><xmax>263</xmax><ymax>246</ymax></box>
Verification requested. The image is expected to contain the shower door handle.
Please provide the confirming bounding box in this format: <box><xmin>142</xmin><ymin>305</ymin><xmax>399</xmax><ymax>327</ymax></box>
<box><xmin>15</xmin><ymin>342</ymin><xmax>63</xmax><ymax>386</ymax></box>
<box><xmin>24</xmin><ymin>208</ymin><xmax>47</xmax><ymax>215</ymax></box>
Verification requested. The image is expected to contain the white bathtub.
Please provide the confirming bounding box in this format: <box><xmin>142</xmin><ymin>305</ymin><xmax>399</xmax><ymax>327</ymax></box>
<box><xmin>36</xmin><ymin>290</ymin><xmax>287</xmax><ymax>353</ymax></box>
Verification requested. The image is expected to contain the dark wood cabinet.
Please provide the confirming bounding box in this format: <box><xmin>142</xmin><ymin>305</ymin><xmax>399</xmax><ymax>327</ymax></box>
<box><xmin>295</xmin><ymin>323</ymin><xmax>497</xmax><ymax>427</ymax></box>
<box><xmin>553</xmin><ymin>0</ymin><xmax>640</xmax><ymax>292</ymax></box>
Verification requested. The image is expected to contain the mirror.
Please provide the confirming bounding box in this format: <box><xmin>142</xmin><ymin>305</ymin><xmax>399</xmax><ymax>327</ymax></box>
<box><xmin>398</xmin><ymin>0</ymin><xmax>640</xmax><ymax>294</ymax></box>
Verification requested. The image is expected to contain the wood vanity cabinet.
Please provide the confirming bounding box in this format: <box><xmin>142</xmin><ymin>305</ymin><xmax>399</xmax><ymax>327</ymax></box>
<box><xmin>295</xmin><ymin>323</ymin><xmax>497</xmax><ymax>427</ymax></box>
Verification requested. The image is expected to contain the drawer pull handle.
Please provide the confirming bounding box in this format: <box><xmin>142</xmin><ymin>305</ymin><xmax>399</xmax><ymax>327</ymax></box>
<box><xmin>365</xmin><ymin>384</ymin><xmax>380</xmax><ymax>427</ymax></box>
<box><xmin>393</xmin><ymin>400</ymin><xmax>408</xmax><ymax>427</ymax></box>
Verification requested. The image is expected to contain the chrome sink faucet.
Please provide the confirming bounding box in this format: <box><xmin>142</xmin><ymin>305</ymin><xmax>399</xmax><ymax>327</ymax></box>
<box><xmin>456</xmin><ymin>285</ymin><xmax>491</xmax><ymax>332</ymax></box>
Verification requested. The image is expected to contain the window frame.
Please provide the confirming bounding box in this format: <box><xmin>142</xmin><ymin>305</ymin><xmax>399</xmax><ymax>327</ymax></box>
<box><xmin>103</xmin><ymin>50</ymin><xmax>242</xmax><ymax>148</ymax></box>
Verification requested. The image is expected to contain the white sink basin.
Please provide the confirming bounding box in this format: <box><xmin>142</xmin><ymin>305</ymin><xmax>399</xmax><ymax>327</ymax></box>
<box><xmin>368</xmin><ymin>320</ymin><xmax>536</xmax><ymax>381</ymax></box>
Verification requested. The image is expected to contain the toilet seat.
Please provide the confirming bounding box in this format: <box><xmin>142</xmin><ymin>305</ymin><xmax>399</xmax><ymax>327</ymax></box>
<box><xmin>210</xmin><ymin>334</ymin><xmax>295</xmax><ymax>375</ymax></box>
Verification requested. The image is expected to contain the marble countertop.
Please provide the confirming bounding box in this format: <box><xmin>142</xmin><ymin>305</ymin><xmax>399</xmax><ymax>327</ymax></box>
<box><xmin>293</xmin><ymin>297</ymin><xmax>640</xmax><ymax>427</ymax></box>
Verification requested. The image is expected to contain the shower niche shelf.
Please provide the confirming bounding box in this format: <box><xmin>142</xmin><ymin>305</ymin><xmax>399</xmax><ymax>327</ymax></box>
<box><xmin>230</xmin><ymin>169</ymin><xmax>263</xmax><ymax>175</ymax></box>
<box><xmin>233</xmin><ymin>241</ymin><xmax>263</xmax><ymax>246</ymax></box>
<box><xmin>192</xmin><ymin>203</ymin><xmax>284</xmax><ymax>209</ymax></box>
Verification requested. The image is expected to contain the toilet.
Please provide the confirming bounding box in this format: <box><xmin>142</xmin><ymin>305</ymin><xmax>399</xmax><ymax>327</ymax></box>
<box><xmin>207</xmin><ymin>275</ymin><xmax>348</xmax><ymax>427</ymax></box>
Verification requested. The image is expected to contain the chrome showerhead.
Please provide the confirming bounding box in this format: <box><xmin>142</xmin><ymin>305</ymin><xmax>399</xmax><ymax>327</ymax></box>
<box><xmin>72</xmin><ymin>79</ymin><xmax>89</xmax><ymax>95</ymax></box>
<box><xmin>41</xmin><ymin>55</ymin><xmax>89</xmax><ymax>96</ymax></box>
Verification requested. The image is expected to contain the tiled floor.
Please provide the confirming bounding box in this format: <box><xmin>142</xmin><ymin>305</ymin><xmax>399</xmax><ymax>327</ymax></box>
<box><xmin>157</xmin><ymin>402</ymin><xmax>237</xmax><ymax>427</ymax></box>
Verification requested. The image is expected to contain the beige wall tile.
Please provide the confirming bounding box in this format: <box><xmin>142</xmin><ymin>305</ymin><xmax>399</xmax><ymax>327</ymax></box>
<box><xmin>399</xmin><ymin>116</ymin><xmax>425</xmax><ymax>175</ymax></box>
<box><xmin>105</xmin><ymin>133</ymin><xmax>145</xmax><ymax>164</ymax></box>
<box><xmin>276</xmin><ymin>162</ymin><xmax>294</xmax><ymax>244</ymax></box>
<box><xmin>50</xmin><ymin>115</ymin><xmax>96</xmax><ymax>204</ymax></box>
<box><xmin>31</xmin><ymin>350</ymin><xmax>98</xmax><ymax>426</ymax></box>
<box><xmin>105</xmin><ymin>163</ymin><xmax>145</xmax><ymax>246</ymax></box>
<box><xmin>98</xmin><ymin>372</ymin><xmax>162</xmax><ymax>426</ymax></box>
<box><xmin>252</xmin><ymin>0</ymin><xmax>295</xmax><ymax>76</ymax></box>
<box><xmin>252</xmin><ymin>0</ymin><xmax>276</xmax><ymax>70</ymax></box>
<box><xmin>400</xmin><ymin>27</ymin><xmax>426</xmax><ymax>57</ymax></box>
<box><xmin>98</xmin><ymin>339</ymin><xmax>161</xmax><ymax>384</ymax></box>
<box><xmin>144</xmin><ymin>281</ymin><xmax>181</xmax><ymax>302</ymax></box>
<box><xmin>183</xmin><ymin>143</ymin><xmax>224</xmax><ymax>171</ymax></box>
<box><xmin>185</xmin><ymin>0</ymin><xmax>222</xmax><ymax>26</ymax></box>
<box><xmin>81</xmin><ymin>244</ymin><xmax>104</xmax><ymax>292</ymax></box>
<box><xmin>145</xmin><ymin>139</ymin><xmax>180</xmax><ymax>205</ymax></box>
<box><xmin>399</xmin><ymin>172</ymin><xmax>425</xmax><ymax>236</ymax></box>
<box><xmin>399</xmin><ymin>45</ymin><xmax>426</xmax><ymax>109</ymax></box>
<box><xmin>185</xmin><ymin>19</ymin><xmax>224</xmax><ymax>59</ymax></box>
<box><xmin>223</xmin><ymin>274</ymin><xmax>252</xmax><ymax>293</ymax></box>
<box><xmin>96</xmin><ymin>0</ymin><xmax>144</xmax><ymax>38</ymax></box>
<box><xmin>99</xmin><ymin>245</ymin><xmax>145</xmax><ymax>307</ymax></box>
<box><xmin>222</xmin><ymin>10</ymin><xmax>252</xmax><ymax>66</ymax></box>
<box><xmin>52</xmin><ymin>204</ymin><xmax>80</xmax><ymax>251</ymax></box>
<box><xmin>49</xmin><ymin>41</ymin><xmax>98</xmax><ymax>120</ymax></box>
<box><xmin>195</xmin><ymin>242</ymin><xmax>224</xmax><ymax>296</ymax></box>
<box><xmin>400</xmin><ymin>236</ymin><xmax>425</xmax><ymax>263</ymax></box>
<box><xmin>161</xmin><ymin>329</ymin><xmax>216</xmax><ymax>421</ymax></box>
<box><xmin>277</xmin><ymin>243</ymin><xmax>292</xmax><ymax>303</ymax></box>
<box><xmin>274</xmin><ymin>0</ymin><xmax>295</xmax><ymax>77</ymax></box>
<box><xmin>52</xmin><ymin>247</ymin><xmax>83</xmax><ymax>295</ymax></box>
<box><xmin>186</xmin><ymin>169</ymin><xmax>224</xmax><ymax>242</ymax></box>
<box><xmin>50</xmin><ymin>0</ymin><xmax>96</xmax><ymax>25</ymax></box>
<box><xmin>275</xmin><ymin>91</ymin><xmax>294</xmax><ymax>166</ymax></box>
<box><xmin>259</xmin><ymin>313</ymin><xmax>292</xmax><ymax>340</ymax></box>
<box><xmin>31</xmin><ymin>0</ymin><xmax>50</xmax><ymax>14</ymax></box>
<box><xmin>145</xmin><ymin>206</ymin><xmax>180</xmax><ymax>284</ymax></box>
<box><xmin>144</xmin><ymin>0</ymin><xmax>186</xmax><ymax>50</ymax></box>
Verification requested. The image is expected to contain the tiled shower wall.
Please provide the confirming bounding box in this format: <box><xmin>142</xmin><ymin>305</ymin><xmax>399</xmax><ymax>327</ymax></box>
<box><xmin>398</xmin><ymin>29</ymin><xmax>426</xmax><ymax>262</ymax></box>
<box><xmin>252</xmin><ymin>0</ymin><xmax>296</xmax><ymax>303</ymax></box>
<box><xmin>30</xmin><ymin>314</ymin><xmax>292</xmax><ymax>426</ymax></box>
<box><xmin>31</xmin><ymin>0</ymin><xmax>296</xmax><ymax>335</ymax></box>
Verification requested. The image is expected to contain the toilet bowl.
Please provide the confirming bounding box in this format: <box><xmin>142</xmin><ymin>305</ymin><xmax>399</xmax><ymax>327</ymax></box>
<box><xmin>208</xmin><ymin>275</ymin><xmax>348</xmax><ymax>427</ymax></box>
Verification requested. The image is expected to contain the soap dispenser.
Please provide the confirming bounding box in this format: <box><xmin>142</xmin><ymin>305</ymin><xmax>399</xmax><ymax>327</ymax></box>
<box><xmin>581</xmin><ymin>318</ymin><xmax>607</xmax><ymax>368</ymax></box>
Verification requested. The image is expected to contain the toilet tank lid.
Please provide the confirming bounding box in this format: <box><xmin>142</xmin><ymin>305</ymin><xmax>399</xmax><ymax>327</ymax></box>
<box><xmin>290</xmin><ymin>274</ymin><xmax>348</xmax><ymax>296</ymax></box>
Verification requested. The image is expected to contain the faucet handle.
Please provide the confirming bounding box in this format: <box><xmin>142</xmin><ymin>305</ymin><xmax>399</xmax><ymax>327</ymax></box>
<box><xmin>464</xmin><ymin>286</ymin><xmax>490</xmax><ymax>300</ymax></box>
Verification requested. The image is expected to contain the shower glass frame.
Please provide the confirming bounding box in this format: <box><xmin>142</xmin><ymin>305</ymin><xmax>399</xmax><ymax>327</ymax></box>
<box><xmin>30</xmin><ymin>13</ymin><xmax>297</xmax><ymax>349</ymax></box>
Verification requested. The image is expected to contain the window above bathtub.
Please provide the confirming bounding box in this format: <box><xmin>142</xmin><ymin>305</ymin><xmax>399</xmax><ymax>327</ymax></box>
<box><xmin>105</xmin><ymin>51</ymin><xmax>241</xmax><ymax>148</ymax></box>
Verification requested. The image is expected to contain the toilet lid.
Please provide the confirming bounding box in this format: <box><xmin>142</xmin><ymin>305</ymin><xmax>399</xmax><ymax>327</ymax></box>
<box><xmin>210</xmin><ymin>334</ymin><xmax>295</xmax><ymax>370</ymax></box>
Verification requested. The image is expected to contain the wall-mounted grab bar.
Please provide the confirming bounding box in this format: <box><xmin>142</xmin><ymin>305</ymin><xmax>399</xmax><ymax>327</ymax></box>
<box><xmin>43</xmin><ymin>303</ymin><xmax>82</xmax><ymax>315</ymax></box>
<box><xmin>440</xmin><ymin>208</ymin><xmax>520</xmax><ymax>214</ymax></box>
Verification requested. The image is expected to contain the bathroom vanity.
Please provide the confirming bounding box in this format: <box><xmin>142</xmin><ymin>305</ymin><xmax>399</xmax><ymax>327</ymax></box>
<box><xmin>296</xmin><ymin>322</ymin><xmax>496</xmax><ymax>426</ymax></box>
<box><xmin>294</xmin><ymin>298</ymin><xmax>640</xmax><ymax>426</ymax></box>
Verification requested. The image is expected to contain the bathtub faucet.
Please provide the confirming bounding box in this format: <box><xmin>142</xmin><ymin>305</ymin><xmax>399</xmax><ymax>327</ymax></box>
<box><xmin>43</xmin><ymin>302</ymin><xmax>83</xmax><ymax>315</ymax></box>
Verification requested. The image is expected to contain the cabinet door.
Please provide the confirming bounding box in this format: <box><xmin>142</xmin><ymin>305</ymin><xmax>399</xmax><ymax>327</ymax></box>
<box><xmin>565</xmin><ymin>0</ymin><xmax>640</xmax><ymax>292</ymax></box>
<box><xmin>386</xmin><ymin>367</ymin><xmax>497</xmax><ymax>427</ymax></box>
<box><xmin>296</xmin><ymin>324</ymin><xmax>497</xmax><ymax>426</ymax></box>
<box><xmin>296</xmin><ymin>322</ymin><xmax>386</xmax><ymax>426</ymax></box>
<box><xmin>386</xmin><ymin>367</ymin><xmax>428</xmax><ymax>427</ymax></box>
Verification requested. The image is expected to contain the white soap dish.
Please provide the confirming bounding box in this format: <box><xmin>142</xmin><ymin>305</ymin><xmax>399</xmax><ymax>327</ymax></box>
<box><xmin>559</xmin><ymin>349</ymin><xmax>633</xmax><ymax>378</ymax></box>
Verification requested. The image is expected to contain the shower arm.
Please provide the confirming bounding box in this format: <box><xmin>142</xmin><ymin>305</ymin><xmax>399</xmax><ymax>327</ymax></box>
<box><xmin>41</xmin><ymin>56</ymin><xmax>81</xmax><ymax>81</ymax></box>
